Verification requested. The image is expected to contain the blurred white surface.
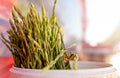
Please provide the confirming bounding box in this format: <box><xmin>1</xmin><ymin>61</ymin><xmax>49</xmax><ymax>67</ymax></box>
<box><xmin>86</xmin><ymin>0</ymin><xmax>120</xmax><ymax>45</ymax></box>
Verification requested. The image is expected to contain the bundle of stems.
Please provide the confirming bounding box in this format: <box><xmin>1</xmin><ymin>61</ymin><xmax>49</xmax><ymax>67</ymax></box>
<box><xmin>1</xmin><ymin>0</ymin><xmax>78</xmax><ymax>71</ymax></box>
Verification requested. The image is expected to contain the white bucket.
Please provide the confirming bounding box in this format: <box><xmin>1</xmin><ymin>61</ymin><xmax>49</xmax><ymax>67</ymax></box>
<box><xmin>10</xmin><ymin>61</ymin><xmax>118</xmax><ymax>78</ymax></box>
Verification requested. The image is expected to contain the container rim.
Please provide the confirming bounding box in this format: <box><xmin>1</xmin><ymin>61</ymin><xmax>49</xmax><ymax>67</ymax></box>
<box><xmin>10</xmin><ymin>61</ymin><xmax>116</xmax><ymax>76</ymax></box>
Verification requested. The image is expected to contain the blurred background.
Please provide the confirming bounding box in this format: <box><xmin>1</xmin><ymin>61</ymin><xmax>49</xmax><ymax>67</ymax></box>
<box><xmin>1</xmin><ymin>0</ymin><xmax>120</xmax><ymax>77</ymax></box>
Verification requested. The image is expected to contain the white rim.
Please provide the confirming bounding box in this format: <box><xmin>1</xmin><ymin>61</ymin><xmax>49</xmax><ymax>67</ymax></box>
<box><xmin>10</xmin><ymin>61</ymin><xmax>116</xmax><ymax>76</ymax></box>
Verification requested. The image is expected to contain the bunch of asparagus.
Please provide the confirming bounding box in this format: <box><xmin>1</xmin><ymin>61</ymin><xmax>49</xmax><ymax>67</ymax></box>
<box><xmin>1</xmin><ymin>0</ymin><xmax>78</xmax><ymax>71</ymax></box>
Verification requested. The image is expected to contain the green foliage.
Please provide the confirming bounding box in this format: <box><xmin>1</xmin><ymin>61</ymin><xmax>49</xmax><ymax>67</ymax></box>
<box><xmin>1</xmin><ymin>0</ymin><xmax>78</xmax><ymax>71</ymax></box>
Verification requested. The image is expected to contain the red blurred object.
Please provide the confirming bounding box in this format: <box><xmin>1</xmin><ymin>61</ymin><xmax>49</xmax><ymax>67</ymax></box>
<box><xmin>64</xmin><ymin>52</ymin><xmax>82</xmax><ymax>61</ymax></box>
<box><xmin>0</xmin><ymin>56</ymin><xmax>14</xmax><ymax>78</ymax></box>
<box><xmin>82</xmin><ymin>43</ymin><xmax>113</xmax><ymax>49</ymax></box>
<box><xmin>82</xmin><ymin>43</ymin><xmax>113</xmax><ymax>54</ymax></box>
<box><xmin>0</xmin><ymin>0</ymin><xmax>15</xmax><ymax>19</ymax></box>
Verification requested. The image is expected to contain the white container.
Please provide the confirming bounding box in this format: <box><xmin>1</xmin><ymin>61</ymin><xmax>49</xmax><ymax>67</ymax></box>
<box><xmin>10</xmin><ymin>61</ymin><xmax>118</xmax><ymax>78</ymax></box>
